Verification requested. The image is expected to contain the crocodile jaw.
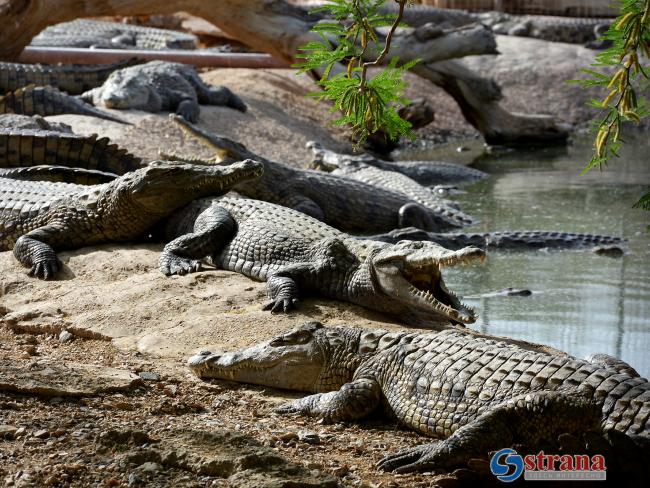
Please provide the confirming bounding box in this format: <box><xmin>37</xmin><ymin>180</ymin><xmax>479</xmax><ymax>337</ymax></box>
<box><xmin>372</xmin><ymin>242</ymin><xmax>485</xmax><ymax>324</ymax></box>
<box><xmin>188</xmin><ymin>342</ymin><xmax>324</xmax><ymax>392</ymax></box>
<box><xmin>125</xmin><ymin>159</ymin><xmax>263</xmax><ymax>212</ymax></box>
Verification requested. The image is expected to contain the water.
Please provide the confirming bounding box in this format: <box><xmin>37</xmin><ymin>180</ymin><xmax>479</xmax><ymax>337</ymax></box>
<box><xmin>397</xmin><ymin>133</ymin><xmax>650</xmax><ymax>377</ymax></box>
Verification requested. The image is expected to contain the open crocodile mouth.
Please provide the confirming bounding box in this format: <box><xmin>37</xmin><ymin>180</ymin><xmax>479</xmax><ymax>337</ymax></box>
<box><xmin>192</xmin><ymin>164</ymin><xmax>263</xmax><ymax>192</ymax></box>
<box><xmin>399</xmin><ymin>250</ymin><xmax>484</xmax><ymax>324</ymax></box>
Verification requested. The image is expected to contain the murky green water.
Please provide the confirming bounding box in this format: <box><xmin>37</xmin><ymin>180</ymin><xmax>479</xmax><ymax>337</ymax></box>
<box><xmin>397</xmin><ymin>133</ymin><xmax>650</xmax><ymax>377</ymax></box>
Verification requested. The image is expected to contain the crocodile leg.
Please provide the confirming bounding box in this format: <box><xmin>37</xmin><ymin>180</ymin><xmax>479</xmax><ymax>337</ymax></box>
<box><xmin>275</xmin><ymin>378</ymin><xmax>382</xmax><ymax>423</ymax></box>
<box><xmin>264</xmin><ymin>265</ymin><xmax>309</xmax><ymax>313</ymax></box>
<box><xmin>159</xmin><ymin>205</ymin><xmax>236</xmax><ymax>276</ymax></box>
<box><xmin>378</xmin><ymin>391</ymin><xmax>603</xmax><ymax>473</ymax></box>
<box><xmin>398</xmin><ymin>202</ymin><xmax>445</xmax><ymax>231</ymax></box>
<box><xmin>13</xmin><ymin>226</ymin><xmax>65</xmax><ymax>279</ymax></box>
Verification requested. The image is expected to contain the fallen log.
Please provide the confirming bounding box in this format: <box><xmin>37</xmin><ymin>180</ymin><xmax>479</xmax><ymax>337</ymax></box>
<box><xmin>0</xmin><ymin>0</ymin><xmax>569</xmax><ymax>144</ymax></box>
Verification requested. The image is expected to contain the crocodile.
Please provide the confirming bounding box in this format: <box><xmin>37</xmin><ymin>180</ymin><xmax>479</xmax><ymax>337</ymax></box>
<box><xmin>0</xmin><ymin>59</ymin><xmax>138</xmax><ymax>96</ymax></box>
<box><xmin>0</xmin><ymin>159</ymin><xmax>262</xmax><ymax>279</ymax></box>
<box><xmin>363</xmin><ymin>227</ymin><xmax>626</xmax><ymax>253</ymax></box>
<box><xmin>306</xmin><ymin>142</ymin><xmax>487</xmax><ymax>186</ymax></box>
<box><xmin>477</xmin><ymin>12</ymin><xmax>613</xmax><ymax>46</ymax></box>
<box><xmin>0</xmin><ymin>127</ymin><xmax>142</xmax><ymax>175</ymax></box>
<box><xmin>309</xmin><ymin>141</ymin><xmax>473</xmax><ymax>225</ymax></box>
<box><xmin>165</xmin><ymin>115</ymin><xmax>467</xmax><ymax>233</ymax></box>
<box><xmin>189</xmin><ymin>322</ymin><xmax>649</xmax><ymax>474</ymax></box>
<box><xmin>0</xmin><ymin>85</ymin><xmax>129</xmax><ymax>124</ymax></box>
<box><xmin>31</xmin><ymin>18</ymin><xmax>198</xmax><ymax>50</ymax></box>
<box><xmin>0</xmin><ymin>165</ymin><xmax>117</xmax><ymax>185</ymax></box>
<box><xmin>309</xmin><ymin>2</ymin><xmax>613</xmax><ymax>46</ymax></box>
<box><xmin>80</xmin><ymin>61</ymin><xmax>247</xmax><ymax>123</ymax></box>
<box><xmin>162</xmin><ymin>197</ymin><xmax>484</xmax><ymax>326</ymax></box>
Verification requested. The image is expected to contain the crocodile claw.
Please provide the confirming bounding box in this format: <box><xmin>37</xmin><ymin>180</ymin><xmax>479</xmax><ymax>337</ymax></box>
<box><xmin>262</xmin><ymin>298</ymin><xmax>299</xmax><ymax>313</ymax></box>
<box><xmin>159</xmin><ymin>252</ymin><xmax>202</xmax><ymax>276</ymax></box>
<box><xmin>29</xmin><ymin>258</ymin><xmax>60</xmax><ymax>280</ymax></box>
<box><xmin>377</xmin><ymin>443</ymin><xmax>438</xmax><ymax>473</ymax></box>
<box><xmin>274</xmin><ymin>401</ymin><xmax>303</xmax><ymax>415</ymax></box>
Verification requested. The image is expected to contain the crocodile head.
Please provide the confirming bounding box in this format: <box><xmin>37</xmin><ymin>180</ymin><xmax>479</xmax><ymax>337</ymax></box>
<box><xmin>188</xmin><ymin>322</ymin><xmax>367</xmax><ymax>392</ymax></box>
<box><xmin>97</xmin><ymin>68</ymin><xmax>161</xmax><ymax>110</ymax></box>
<box><xmin>106</xmin><ymin>159</ymin><xmax>263</xmax><ymax>213</ymax></box>
<box><xmin>366</xmin><ymin>240</ymin><xmax>485</xmax><ymax>325</ymax></box>
<box><xmin>306</xmin><ymin>141</ymin><xmax>373</xmax><ymax>172</ymax></box>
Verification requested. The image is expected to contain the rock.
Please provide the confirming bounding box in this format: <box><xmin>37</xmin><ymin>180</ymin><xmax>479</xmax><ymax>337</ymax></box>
<box><xmin>163</xmin><ymin>384</ymin><xmax>177</xmax><ymax>397</ymax></box>
<box><xmin>33</xmin><ymin>429</ymin><xmax>50</xmax><ymax>439</ymax></box>
<box><xmin>0</xmin><ymin>425</ymin><xmax>17</xmax><ymax>439</ymax></box>
<box><xmin>58</xmin><ymin>330</ymin><xmax>74</xmax><ymax>343</ymax></box>
<box><xmin>22</xmin><ymin>345</ymin><xmax>38</xmax><ymax>356</ymax></box>
<box><xmin>279</xmin><ymin>431</ymin><xmax>298</xmax><ymax>442</ymax></box>
<box><xmin>137</xmin><ymin>371</ymin><xmax>159</xmax><ymax>382</ymax></box>
<box><xmin>0</xmin><ymin>359</ymin><xmax>143</xmax><ymax>397</ymax></box>
<box><xmin>136</xmin><ymin>462</ymin><xmax>162</xmax><ymax>475</ymax></box>
<box><xmin>298</xmin><ymin>430</ymin><xmax>320</xmax><ymax>444</ymax></box>
<box><xmin>127</xmin><ymin>473</ymin><xmax>142</xmax><ymax>486</ymax></box>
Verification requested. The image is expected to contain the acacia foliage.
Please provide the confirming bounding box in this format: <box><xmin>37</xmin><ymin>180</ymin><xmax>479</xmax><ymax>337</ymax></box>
<box><xmin>294</xmin><ymin>0</ymin><xmax>417</xmax><ymax>146</ymax></box>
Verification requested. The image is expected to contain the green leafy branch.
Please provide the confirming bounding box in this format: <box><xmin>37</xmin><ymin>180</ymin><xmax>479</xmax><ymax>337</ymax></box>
<box><xmin>294</xmin><ymin>0</ymin><xmax>418</xmax><ymax>146</ymax></box>
<box><xmin>575</xmin><ymin>0</ymin><xmax>650</xmax><ymax>216</ymax></box>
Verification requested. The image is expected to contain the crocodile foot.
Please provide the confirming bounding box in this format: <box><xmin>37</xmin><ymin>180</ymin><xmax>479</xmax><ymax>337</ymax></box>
<box><xmin>262</xmin><ymin>296</ymin><xmax>299</xmax><ymax>313</ymax></box>
<box><xmin>159</xmin><ymin>251</ymin><xmax>202</xmax><ymax>276</ymax></box>
<box><xmin>377</xmin><ymin>443</ymin><xmax>447</xmax><ymax>473</ymax></box>
<box><xmin>14</xmin><ymin>236</ymin><xmax>60</xmax><ymax>280</ymax></box>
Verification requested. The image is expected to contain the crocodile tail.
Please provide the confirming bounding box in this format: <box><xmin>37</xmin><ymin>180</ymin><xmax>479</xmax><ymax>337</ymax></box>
<box><xmin>0</xmin><ymin>59</ymin><xmax>140</xmax><ymax>95</ymax></box>
<box><xmin>0</xmin><ymin>85</ymin><xmax>130</xmax><ymax>124</ymax></box>
<box><xmin>0</xmin><ymin>131</ymin><xmax>142</xmax><ymax>175</ymax></box>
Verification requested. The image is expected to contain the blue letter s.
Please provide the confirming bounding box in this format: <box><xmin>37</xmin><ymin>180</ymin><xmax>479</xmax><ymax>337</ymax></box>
<box><xmin>490</xmin><ymin>448</ymin><xmax>524</xmax><ymax>483</ymax></box>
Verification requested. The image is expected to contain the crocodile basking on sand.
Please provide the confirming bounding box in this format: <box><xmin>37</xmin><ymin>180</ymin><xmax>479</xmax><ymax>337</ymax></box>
<box><xmin>307</xmin><ymin>142</ymin><xmax>487</xmax><ymax>186</ymax></box>
<box><xmin>0</xmin><ymin>159</ymin><xmax>262</xmax><ymax>279</ymax></box>
<box><xmin>309</xmin><ymin>141</ymin><xmax>473</xmax><ymax>223</ymax></box>
<box><xmin>0</xmin><ymin>59</ymin><xmax>138</xmax><ymax>95</ymax></box>
<box><xmin>0</xmin><ymin>125</ymin><xmax>142</xmax><ymax>175</ymax></box>
<box><xmin>81</xmin><ymin>61</ymin><xmax>247</xmax><ymax>123</ymax></box>
<box><xmin>161</xmin><ymin>197</ymin><xmax>484</xmax><ymax>326</ymax></box>
<box><xmin>31</xmin><ymin>18</ymin><xmax>198</xmax><ymax>50</ymax></box>
<box><xmin>0</xmin><ymin>85</ymin><xmax>129</xmax><ymax>124</ymax></box>
<box><xmin>189</xmin><ymin>322</ymin><xmax>649</xmax><ymax>474</ymax></box>
<box><xmin>165</xmin><ymin>116</ymin><xmax>469</xmax><ymax>233</ymax></box>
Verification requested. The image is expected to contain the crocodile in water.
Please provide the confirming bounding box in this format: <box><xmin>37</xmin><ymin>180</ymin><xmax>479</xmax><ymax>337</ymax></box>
<box><xmin>31</xmin><ymin>18</ymin><xmax>198</xmax><ymax>50</ymax></box>
<box><xmin>0</xmin><ymin>59</ymin><xmax>138</xmax><ymax>96</ymax></box>
<box><xmin>162</xmin><ymin>197</ymin><xmax>484</xmax><ymax>326</ymax></box>
<box><xmin>0</xmin><ymin>85</ymin><xmax>129</xmax><ymax>124</ymax></box>
<box><xmin>306</xmin><ymin>142</ymin><xmax>487</xmax><ymax>186</ymax></box>
<box><xmin>309</xmin><ymin>141</ymin><xmax>473</xmax><ymax>226</ymax></box>
<box><xmin>81</xmin><ymin>61</ymin><xmax>247</xmax><ymax>123</ymax></box>
<box><xmin>189</xmin><ymin>322</ymin><xmax>649</xmax><ymax>475</ymax></box>
<box><xmin>165</xmin><ymin>115</ymin><xmax>467</xmax><ymax>233</ymax></box>
<box><xmin>0</xmin><ymin>159</ymin><xmax>262</xmax><ymax>279</ymax></box>
<box><xmin>364</xmin><ymin>227</ymin><xmax>626</xmax><ymax>253</ymax></box>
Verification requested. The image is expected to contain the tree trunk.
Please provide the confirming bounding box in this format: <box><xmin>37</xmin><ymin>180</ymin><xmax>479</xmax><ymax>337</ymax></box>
<box><xmin>0</xmin><ymin>0</ymin><xmax>569</xmax><ymax>144</ymax></box>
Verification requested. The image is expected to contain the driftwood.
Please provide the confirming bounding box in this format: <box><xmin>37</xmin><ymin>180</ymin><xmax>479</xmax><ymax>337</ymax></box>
<box><xmin>0</xmin><ymin>0</ymin><xmax>568</xmax><ymax>144</ymax></box>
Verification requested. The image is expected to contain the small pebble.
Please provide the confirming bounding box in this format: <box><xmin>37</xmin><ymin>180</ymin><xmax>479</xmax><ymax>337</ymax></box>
<box><xmin>58</xmin><ymin>330</ymin><xmax>74</xmax><ymax>343</ymax></box>
<box><xmin>138</xmin><ymin>371</ymin><xmax>159</xmax><ymax>381</ymax></box>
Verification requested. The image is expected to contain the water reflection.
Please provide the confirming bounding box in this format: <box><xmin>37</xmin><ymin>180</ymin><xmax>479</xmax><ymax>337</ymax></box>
<box><xmin>399</xmin><ymin>133</ymin><xmax>650</xmax><ymax>377</ymax></box>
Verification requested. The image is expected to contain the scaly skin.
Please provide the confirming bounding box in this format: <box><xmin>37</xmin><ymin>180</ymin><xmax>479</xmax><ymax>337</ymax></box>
<box><xmin>31</xmin><ymin>19</ymin><xmax>197</xmax><ymax>50</ymax></box>
<box><xmin>0</xmin><ymin>159</ymin><xmax>263</xmax><ymax>279</ymax></box>
<box><xmin>81</xmin><ymin>61</ymin><xmax>247</xmax><ymax>123</ymax></box>
<box><xmin>0</xmin><ymin>59</ymin><xmax>138</xmax><ymax>96</ymax></box>
<box><xmin>364</xmin><ymin>227</ymin><xmax>626</xmax><ymax>252</ymax></box>
<box><xmin>0</xmin><ymin>85</ymin><xmax>129</xmax><ymax>124</ymax></box>
<box><xmin>309</xmin><ymin>141</ymin><xmax>473</xmax><ymax>228</ymax></box>
<box><xmin>189</xmin><ymin>322</ymin><xmax>649</xmax><ymax>474</ymax></box>
<box><xmin>162</xmin><ymin>197</ymin><xmax>484</xmax><ymax>326</ymax></box>
<box><xmin>0</xmin><ymin>165</ymin><xmax>118</xmax><ymax>185</ymax></box>
<box><xmin>0</xmin><ymin>128</ymin><xmax>142</xmax><ymax>175</ymax></box>
<box><xmin>164</xmin><ymin>115</ymin><xmax>467</xmax><ymax>233</ymax></box>
<box><xmin>306</xmin><ymin>142</ymin><xmax>487</xmax><ymax>186</ymax></box>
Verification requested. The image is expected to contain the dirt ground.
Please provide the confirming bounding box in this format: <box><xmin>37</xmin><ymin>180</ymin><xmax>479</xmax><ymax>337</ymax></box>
<box><xmin>0</xmin><ymin>42</ymin><xmax>626</xmax><ymax>486</ymax></box>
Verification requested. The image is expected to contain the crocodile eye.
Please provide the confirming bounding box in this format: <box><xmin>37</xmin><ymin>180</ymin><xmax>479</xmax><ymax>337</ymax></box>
<box><xmin>270</xmin><ymin>329</ymin><xmax>312</xmax><ymax>346</ymax></box>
